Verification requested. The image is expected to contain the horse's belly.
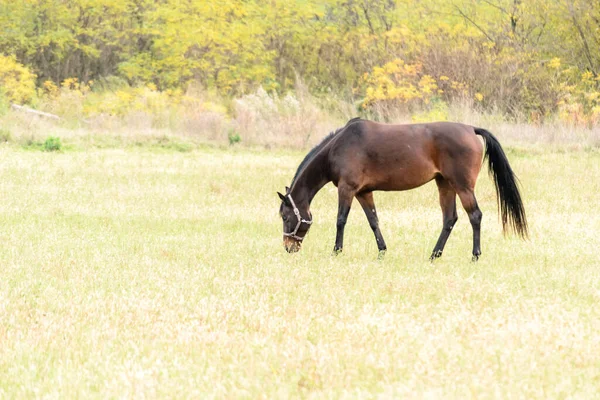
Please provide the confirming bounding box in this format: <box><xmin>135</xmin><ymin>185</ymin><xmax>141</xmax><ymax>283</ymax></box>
<box><xmin>369</xmin><ymin>160</ymin><xmax>438</xmax><ymax>191</ymax></box>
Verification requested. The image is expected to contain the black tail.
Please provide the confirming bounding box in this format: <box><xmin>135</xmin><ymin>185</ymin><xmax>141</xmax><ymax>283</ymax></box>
<box><xmin>474</xmin><ymin>128</ymin><xmax>528</xmax><ymax>238</ymax></box>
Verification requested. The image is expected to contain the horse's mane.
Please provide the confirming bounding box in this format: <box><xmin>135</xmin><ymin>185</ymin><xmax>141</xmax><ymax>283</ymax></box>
<box><xmin>290</xmin><ymin>117</ymin><xmax>361</xmax><ymax>188</ymax></box>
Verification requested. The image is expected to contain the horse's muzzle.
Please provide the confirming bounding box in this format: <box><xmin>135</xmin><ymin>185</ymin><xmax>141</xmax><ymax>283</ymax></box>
<box><xmin>283</xmin><ymin>237</ymin><xmax>301</xmax><ymax>253</ymax></box>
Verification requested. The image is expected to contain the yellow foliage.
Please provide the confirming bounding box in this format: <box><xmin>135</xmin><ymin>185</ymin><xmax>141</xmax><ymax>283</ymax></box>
<box><xmin>4</xmin><ymin>0</ymin><xmax>600</xmax><ymax>122</ymax></box>
<box><xmin>62</xmin><ymin>78</ymin><xmax>78</xmax><ymax>89</ymax></box>
<box><xmin>581</xmin><ymin>71</ymin><xmax>594</xmax><ymax>82</ymax></box>
<box><xmin>556</xmin><ymin>69</ymin><xmax>600</xmax><ymax>125</ymax></box>
<box><xmin>58</xmin><ymin>78</ymin><xmax>91</xmax><ymax>95</ymax></box>
<box><xmin>361</xmin><ymin>58</ymin><xmax>471</xmax><ymax>119</ymax></box>
<box><xmin>0</xmin><ymin>55</ymin><xmax>36</xmax><ymax>104</ymax></box>
<box><xmin>548</xmin><ymin>58</ymin><xmax>561</xmax><ymax>70</ymax></box>
<box><xmin>362</xmin><ymin>59</ymin><xmax>438</xmax><ymax>107</ymax></box>
<box><xmin>42</xmin><ymin>80</ymin><xmax>59</xmax><ymax>97</ymax></box>
<box><xmin>418</xmin><ymin>75</ymin><xmax>438</xmax><ymax>98</ymax></box>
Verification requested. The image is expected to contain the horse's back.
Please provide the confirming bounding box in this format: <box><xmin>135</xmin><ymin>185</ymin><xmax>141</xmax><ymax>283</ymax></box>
<box><xmin>329</xmin><ymin>120</ymin><xmax>483</xmax><ymax>191</ymax></box>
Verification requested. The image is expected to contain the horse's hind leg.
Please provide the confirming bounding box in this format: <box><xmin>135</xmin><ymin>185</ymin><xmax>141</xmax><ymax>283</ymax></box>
<box><xmin>430</xmin><ymin>176</ymin><xmax>458</xmax><ymax>260</ymax></box>
<box><xmin>456</xmin><ymin>188</ymin><xmax>483</xmax><ymax>261</ymax></box>
<box><xmin>356</xmin><ymin>191</ymin><xmax>387</xmax><ymax>258</ymax></box>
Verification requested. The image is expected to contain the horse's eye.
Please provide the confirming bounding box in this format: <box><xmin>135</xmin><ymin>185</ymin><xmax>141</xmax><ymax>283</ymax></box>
<box><xmin>282</xmin><ymin>215</ymin><xmax>287</xmax><ymax>221</ymax></box>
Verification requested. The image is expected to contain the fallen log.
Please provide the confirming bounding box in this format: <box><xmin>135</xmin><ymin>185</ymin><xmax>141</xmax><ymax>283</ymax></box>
<box><xmin>11</xmin><ymin>103</ymin><xmax>60</xmax><ymax>120</ymax></box>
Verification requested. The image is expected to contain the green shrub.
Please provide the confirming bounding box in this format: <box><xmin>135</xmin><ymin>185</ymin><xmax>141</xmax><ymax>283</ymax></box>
<box><xmin>228</xmin><ymin>129</ymin><xmax>241</xmax><ymax>145</ymax></box>
<box><xmin>44</xmin><ymin>136</ymin><xmax>62</xmax><ymax>152</ymax></box>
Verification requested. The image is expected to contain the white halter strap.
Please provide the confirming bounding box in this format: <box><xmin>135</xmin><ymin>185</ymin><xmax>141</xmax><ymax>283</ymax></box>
<box><xmin>283</xmin><ymin>194</ymin><xmax>312</xmax><ymax>241</ymax></box>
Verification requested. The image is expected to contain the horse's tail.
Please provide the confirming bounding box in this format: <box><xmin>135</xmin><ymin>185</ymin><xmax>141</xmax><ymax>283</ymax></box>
<box><xmin>474</xmin><ymin>128</ymin><xmax>528</xmax><ymax>238</ymax></box>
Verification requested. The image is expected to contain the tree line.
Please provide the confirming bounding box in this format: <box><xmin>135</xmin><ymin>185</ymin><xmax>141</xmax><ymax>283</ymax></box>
<box><xmin>1</xmin><ymin>0</ymin><xmax>599</xmax><ymax>122</ymax></box>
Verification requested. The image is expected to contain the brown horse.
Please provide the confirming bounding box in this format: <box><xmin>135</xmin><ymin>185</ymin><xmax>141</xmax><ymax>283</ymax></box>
<box><xmin>278</xmin><ymin>118</ymin><xmax>527</xmax><ymax>260</ymax></box>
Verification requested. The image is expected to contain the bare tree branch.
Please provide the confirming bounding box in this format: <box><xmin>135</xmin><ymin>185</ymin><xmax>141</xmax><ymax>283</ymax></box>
<box><xmin>567</xmin><ymin>1</ymin><xmax>597</xmax><ymax>75</ymax></box>
<box><xmin>360</xmin><ymin>2</ymin><xmax>376</xmax><ymax>35</ymax></box>
<box><xmin>481</xmin><ymin>0</ymin><xmax>508</xmax><ymax>15</ymax></box>
<box><xmin>454</xmin><ymin>5</ymin><xmax>496</xmax><ymax>45</ymax></box>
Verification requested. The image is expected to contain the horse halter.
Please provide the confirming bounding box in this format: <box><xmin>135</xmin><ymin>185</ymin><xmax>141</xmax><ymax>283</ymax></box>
<box><xmin>283</xmin><ymin>194</ymin><xmax>313</xmax><ymax>241</ymax></box>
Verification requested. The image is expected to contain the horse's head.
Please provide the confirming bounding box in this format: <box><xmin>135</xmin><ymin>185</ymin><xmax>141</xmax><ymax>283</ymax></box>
<box><xmin>278</xmin><ymin>189</ymin><xmax>312</xmax><ymax>253</ymax></box>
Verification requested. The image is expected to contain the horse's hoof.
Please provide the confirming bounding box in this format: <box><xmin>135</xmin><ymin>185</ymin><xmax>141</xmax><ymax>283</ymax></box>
<box><xmin>430</xmin><ymin>250</ymin><xmax>442</xmax><ymax>261</ymax></box>
<box><xmin>332</xmin><ymin>249</ymin><xmax>342</xmax><ymax>256</ymax></box>
<box><xmin>378</xmin><ymin>250</ymin><xmax>386</xmax><ymax>260</ymax></box>
<box><xmin>472</xmin><ymin>254</ymin><xmax>480</xmax><ymax>262</ymax></box>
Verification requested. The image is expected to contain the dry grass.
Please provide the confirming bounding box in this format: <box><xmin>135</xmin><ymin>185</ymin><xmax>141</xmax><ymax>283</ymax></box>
<box><xmin>4</xmin><ymin>105</ymin><xmax>600</xmax><ymax>156</ymax></box>
<box><xmin>0</xmin><ymin>142</ymin><xmax>599</xmax><ymax>398</ymax></box>
<box><xmin>232</xmin><ymin>87</ymin><xmax>340</xmax><ymax>148</ymax></box>
<box><xmin>5</xmin><ymin>84</ymin><xmax>600</xmax><ymax>151</ymax></box>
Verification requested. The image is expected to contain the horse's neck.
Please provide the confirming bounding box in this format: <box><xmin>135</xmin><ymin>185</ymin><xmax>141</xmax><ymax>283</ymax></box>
<box><xmin>290</xmin><ymin>150</ymin><xmax>331</xmax><ymax>206</ymax></box>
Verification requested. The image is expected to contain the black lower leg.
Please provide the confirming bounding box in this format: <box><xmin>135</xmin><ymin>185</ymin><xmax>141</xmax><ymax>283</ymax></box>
<box><xmin>357</xmin><ymin>192</ymin><xmax>387</xmax><ymax>253</ymax></box>
<box><xmin>333</xmin><ymin>194</ymin><xmax>353</xmax><ymax>254</ymax></box>
<box><xmin>469</xmin><ymin>207</ymin><xmax>483</xmax><ymax>261</ymax></box>
<box><xmin>430</xmin><ymin>214</ymin><xmax>458</xmax><ymax>260</ymax></box>
<box><xmin>457</xmin><ymin>188</ymin><xmax>483</xmax><ymax>261</ymax></box>
<box><xmin>430</xmin><ymin>178</ymin><xmax>457</xmax><ymax>260</ymax></box>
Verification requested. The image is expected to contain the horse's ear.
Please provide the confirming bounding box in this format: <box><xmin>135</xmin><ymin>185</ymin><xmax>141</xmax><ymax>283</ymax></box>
<box><xmin>278</xmin><ymin>192</ymin><xmax>291</xmax><ymax>205</ymax></box>
<box><xmin>285</xmin><ymin>186</ymin><xmax>290</xmax><ymax>193</ymax></box>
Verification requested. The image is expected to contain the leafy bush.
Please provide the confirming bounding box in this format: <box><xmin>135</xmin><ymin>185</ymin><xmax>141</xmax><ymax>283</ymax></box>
<box><xmin>0</xmin><ymin>55</ymin><xmax>36</xmax><ymax>104</ymax></box>
<box><xmin>228</xmin><ymin>129</ymin><xmax>241</xmax><ymax>145</ymax></box>
<box><xmin>361</xmin><ymin>59</ymin><xmax>451</xmax><ymax>120</ymax></box>
<box><xmin>44</xmin><ymin>136</ymin><xmax>62</xmax><ymax>152</ymax></box>
<box><xmin>556</xmin><ymin>67</ymin><xmax>600</xmax><ymax>126</ymax></box>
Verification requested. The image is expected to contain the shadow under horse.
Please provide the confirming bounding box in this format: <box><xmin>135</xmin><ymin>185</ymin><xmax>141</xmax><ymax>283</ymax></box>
<box><xmin>278</xmin><ymin>118</ymin><xmax>528</xmax><ymax>260</ymax></box>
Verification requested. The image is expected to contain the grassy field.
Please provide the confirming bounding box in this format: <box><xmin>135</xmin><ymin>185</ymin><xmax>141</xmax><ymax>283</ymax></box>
<box><xmin>0</xmin><ymin>142</ymin><xmax>599</xmax><ymax>398</ymax></box>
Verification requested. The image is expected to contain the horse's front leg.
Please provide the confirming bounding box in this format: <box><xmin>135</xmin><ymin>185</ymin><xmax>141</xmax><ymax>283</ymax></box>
<box><xmin>333</xmin><ymin>187</ymin><xmax>354</xmax><ymax>255</ymax></box>
<box><xmin>356</xmin><ymin>191</ymin><xmax>387</xmax><ymax>259</ymax></box>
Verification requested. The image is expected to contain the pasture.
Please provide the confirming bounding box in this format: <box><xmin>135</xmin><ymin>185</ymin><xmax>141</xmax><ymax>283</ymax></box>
<box><xmin>1</xmin><ymin>143</ymin><xmax>599</xmax><ymax>398</ymax></box>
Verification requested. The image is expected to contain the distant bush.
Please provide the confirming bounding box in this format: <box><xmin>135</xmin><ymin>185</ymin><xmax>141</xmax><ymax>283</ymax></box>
<box><xmin>361</xmin><ymin>59</ymin><xmax>447</xmax><ymax>120</ymax></box>
<box><xmin>0</xmin><ymin>55</ymin><xmax>36</xmax><ymax>104</ymax></box>
<box><xmin>44</xmin><ymin>136</ymin><xmax>62</xmax><ymax>152</ymax></box>
<box><xmin>228</xmin><ymin>129</ymin><xmax>241</xmax><ymax>145</ymax></box>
